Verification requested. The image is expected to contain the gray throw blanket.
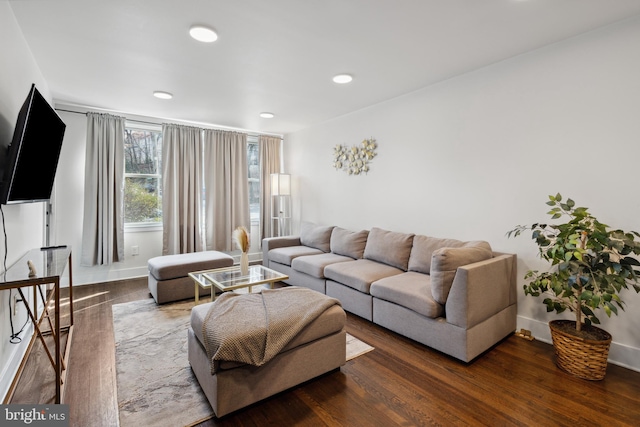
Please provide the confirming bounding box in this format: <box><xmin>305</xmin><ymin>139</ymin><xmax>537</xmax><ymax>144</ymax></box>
<box><xmin>202</xmin><ymin>286</ymin><xmax>341</xmax><ymax>373</ymax></box>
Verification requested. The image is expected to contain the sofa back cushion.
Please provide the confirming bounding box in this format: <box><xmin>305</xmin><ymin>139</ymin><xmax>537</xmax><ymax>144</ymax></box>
<box><xmin>430</xmin><ymin>241</ymin><xmax>493</xmax><ymax>304</ymax></box>
<box><xmin>363</xmin><ymin>227</ymin><xmax>414</xmax><ymax>271</ymax></box>
<box><xmin>300</xmin><ymin>222</ymin><xmax>334</xmax><ymax>252</ymax></box>
<box><xmin>408</xmin><ymin>235</ymin><xmax>467</xmax><ymax>274</ymax></box>
<box><xmin>330</xmin><ymin>227</ymin><xmax>369</xmax><ymax>259</ymax></box>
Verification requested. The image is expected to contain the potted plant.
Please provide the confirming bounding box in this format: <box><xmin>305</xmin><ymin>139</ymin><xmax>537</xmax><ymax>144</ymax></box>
<box><xmin>508</xmin><ymin>193</ymin><xmax>640</xmax><ymax>380</ymax></box>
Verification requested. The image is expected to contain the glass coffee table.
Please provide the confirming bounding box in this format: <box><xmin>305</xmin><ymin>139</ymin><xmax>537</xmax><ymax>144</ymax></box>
<box><xmin>188</xmin><ymin>264</ymin><xmax>289</xmax><ymax>303</ymax></box>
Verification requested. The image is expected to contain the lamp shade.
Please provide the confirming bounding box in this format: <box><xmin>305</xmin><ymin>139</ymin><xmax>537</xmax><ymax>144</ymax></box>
<box><xmin>271</xmin><ymin>173</ymin><xmax>291</xmax><ymax>196</ymax></box>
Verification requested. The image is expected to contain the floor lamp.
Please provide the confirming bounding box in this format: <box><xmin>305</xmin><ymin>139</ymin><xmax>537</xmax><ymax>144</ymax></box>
<box><xmin>270</xmin><ymin>173</ymin><xmax>291</xmax><ymax>237</ymax></box>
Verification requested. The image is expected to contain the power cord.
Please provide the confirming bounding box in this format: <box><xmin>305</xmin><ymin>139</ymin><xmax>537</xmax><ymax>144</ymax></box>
<box><xmin>8</xmin><ymin>292</ymin><xmax>28</xmax><ymax>343</ymax></box>
<box><xmin>1</xmin><ymin>204</ymin><xmax>29</xmax><ymax>343</ymax></box>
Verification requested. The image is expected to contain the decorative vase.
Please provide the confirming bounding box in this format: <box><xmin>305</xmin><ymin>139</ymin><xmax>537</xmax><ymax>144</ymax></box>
<box><xmin>549</xmin><ymin>320</ymin><xmax>612</xmax><ymax>381</ymax></box>
<box><xmin>240</xmin><ymin>252</ymin><xmax>249</xmax><ymax>275</ymax></box>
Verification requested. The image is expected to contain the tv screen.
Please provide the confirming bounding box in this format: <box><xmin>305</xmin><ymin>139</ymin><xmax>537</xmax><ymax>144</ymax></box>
<box><xmin>0</xmin><ymin>84</ymin><xmax>66</xmax><ymax>205</ymax></box>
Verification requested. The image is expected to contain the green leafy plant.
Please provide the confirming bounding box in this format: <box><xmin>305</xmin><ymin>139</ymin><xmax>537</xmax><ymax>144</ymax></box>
<box><xmin>507</xmin><ymin>193</ymin><xmax>640</xmax><ymax>333</ymax></box>
<box><xmin>124</xmin><ymin>180</ymin><xmax>161</xmax><ymax>223</ymax></box>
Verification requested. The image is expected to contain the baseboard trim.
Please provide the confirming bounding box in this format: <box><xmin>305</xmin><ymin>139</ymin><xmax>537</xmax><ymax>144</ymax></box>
<box><xmin>0</xmin><ymin>323</ymin><xmax>34</xmax><ymax>403</ymax></box>
<box><xmin>73</xmin><ymin>266</ymin><xmax>149</xmax><ymax>286</ymax></box>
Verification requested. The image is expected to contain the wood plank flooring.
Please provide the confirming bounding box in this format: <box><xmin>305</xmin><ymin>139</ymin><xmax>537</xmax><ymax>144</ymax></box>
<box><xmin>9</xmin><ymin>278</ymin><xmax>640</xmax><ymax>426</ymax></box>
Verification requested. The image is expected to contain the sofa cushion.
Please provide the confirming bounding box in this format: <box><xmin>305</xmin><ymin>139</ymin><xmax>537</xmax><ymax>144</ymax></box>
<box><xmin>300</xmin><ymin>222</ymin><xmax>334</xmax><ymax>253</ymax></box>
<box><xmin>370</xmin><ymin>272</ymin><xmax>444</xmax><ymax>319</ymax></box>
<box><xmin>330</xmin><ymin>227</ymin><xmax>369</xmax><ymax>259</ymax></box>
<box><xmin>325</xmin><ymin>259</ymin><xmax>403</xmax><ymax>293</ymax></box>
<box><xmin>431</xmin><ymin>241</ymin><xmax>493</xmax><ymax>304</ymax></box>
<box><xmin>408</xmin><ymin>235</ymin><xmax>466</xmax><ymax>275</ymax></box>
<box><xmin>291</xmin><ymin>253</ymin><xmax>354</xmax><ymax>279</ymax></box>
<box><xmin>269</xmin><ymin>246</ymin><xmax>324</xmax><ymax>266</ymax></box>
<box><xmin>363</xmin><ymin>227</ymin><xmax>414</xmax><ymax>271</ymax></box>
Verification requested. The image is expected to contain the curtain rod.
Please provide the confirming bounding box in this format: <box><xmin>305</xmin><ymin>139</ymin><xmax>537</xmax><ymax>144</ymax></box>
<box><xmin>55</xmin><ymin>108</ymin><xmax>283</xmax><ymax>140</ymax></box>
<box><xmin>55</xmin><ymin>108</ymin><xmax>159</xmax><ymax>126</ymax></box>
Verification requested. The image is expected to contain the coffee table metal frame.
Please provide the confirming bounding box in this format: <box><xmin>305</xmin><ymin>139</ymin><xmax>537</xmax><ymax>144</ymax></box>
<box><xmin>189</xmin><ymin>264</ymin><xmax>289</xmax><ymax>303</ymax></box>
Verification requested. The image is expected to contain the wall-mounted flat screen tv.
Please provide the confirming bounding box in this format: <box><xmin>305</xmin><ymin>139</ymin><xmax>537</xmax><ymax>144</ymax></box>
<box><xmin>0</xmin><ymin>84</ymin><xmax>66</xmax><ymax>205</ymax></box>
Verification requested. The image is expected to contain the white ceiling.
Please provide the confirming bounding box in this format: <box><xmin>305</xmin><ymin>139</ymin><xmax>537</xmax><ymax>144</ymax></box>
<box><xmin>9</xmin><ymin>0</ymin><xmax>640</xmax><ymax>135</ymax></box>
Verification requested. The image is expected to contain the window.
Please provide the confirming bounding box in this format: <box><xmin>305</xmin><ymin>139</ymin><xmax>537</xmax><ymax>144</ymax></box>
<box><xmin>124</xmin><ymin>126</ymin><xmax>163</xmax><ymax>227</ymax></box>
<box><xmin>123</xmin><ymin>127</ymin><xmax>264</xmax><ymax>233</ymax></box>
<box><xmin>247</xmin><ymin>139</ymin><xmax>260</xmax><ymax>224</ymax></box>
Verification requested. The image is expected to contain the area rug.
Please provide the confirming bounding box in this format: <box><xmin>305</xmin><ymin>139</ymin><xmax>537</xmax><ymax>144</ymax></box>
<box><xmin>113</xmin><ymin>297</ymin><xmax>374</xmax><ymax>427</ymax></box>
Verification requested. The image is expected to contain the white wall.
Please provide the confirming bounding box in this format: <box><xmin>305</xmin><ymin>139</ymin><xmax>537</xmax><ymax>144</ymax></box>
<box><xmin>285</xmin><ymin>17</ymin><xmax>640</xmax><ymax>372</ymax></box>
<box><xmin>0</xmin><ymin>2</ymin><xmax>52</xmax><ymax>401</ymax></box>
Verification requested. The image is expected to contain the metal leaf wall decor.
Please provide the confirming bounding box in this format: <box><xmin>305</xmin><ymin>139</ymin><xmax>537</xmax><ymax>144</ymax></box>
<box><xmin>332</xmin><ymin>138</ymin><xmax>377</xmax><ymax>175</ymax></box>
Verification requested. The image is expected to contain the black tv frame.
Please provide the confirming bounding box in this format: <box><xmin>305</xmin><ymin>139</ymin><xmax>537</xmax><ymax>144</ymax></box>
<box><xmin>0</xmin><ymin>84</ymin><xmax>66</xmax><ymax>205</ymax></box>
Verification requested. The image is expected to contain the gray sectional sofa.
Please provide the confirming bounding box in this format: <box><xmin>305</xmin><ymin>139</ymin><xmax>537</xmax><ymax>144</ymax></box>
<box><xmin>262</xmin><ymin>223</ymin><xmax>517</xmax><ymax>362</ymax></box>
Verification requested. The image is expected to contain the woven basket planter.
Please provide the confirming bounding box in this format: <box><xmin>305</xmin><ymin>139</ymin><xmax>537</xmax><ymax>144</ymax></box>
<box><xmin>549</xmin><ymin>320</ymin><xmax>612</xmax><ymax>381</ymax></box>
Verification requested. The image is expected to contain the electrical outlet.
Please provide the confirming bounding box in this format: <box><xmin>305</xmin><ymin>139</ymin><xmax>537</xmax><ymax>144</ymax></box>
<box><xmin>132</xmin><ymin>246</ymin><xmax>139</xmax><ymax>256</ymax></box>
<box><xmin>13</xmin><ymin>294</ymin><xmax>19</xmax><ymax>316</ymax></box>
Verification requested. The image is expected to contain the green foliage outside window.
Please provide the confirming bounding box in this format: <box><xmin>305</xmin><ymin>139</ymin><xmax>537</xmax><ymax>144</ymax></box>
<box><xmin>124</xmin><ymin>178</ymin><xmax>161</xmax><ymax>223</ymax></box>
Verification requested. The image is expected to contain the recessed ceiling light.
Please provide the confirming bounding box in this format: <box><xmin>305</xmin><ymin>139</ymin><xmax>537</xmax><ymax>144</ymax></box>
<box><xmin>189</xmin><ymin>25</ymin><xmax>218</xmax><ymax>43</ymax></box>
<box><xmin>260</xmin><ymin>112</ymin><xmax>275</xmax><ymax>119</ymax></box>
<box><xmin>332</xmin><ymin>74</ymin><xmax>353</xmax><ymax>84</ymax></box>
<box><xmin>153</xmin><ymin>91</ymin><xmax>173</xmax><ymax>99</ymax></box>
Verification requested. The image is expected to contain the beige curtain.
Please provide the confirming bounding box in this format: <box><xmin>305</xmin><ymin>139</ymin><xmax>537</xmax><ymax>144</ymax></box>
<box><xmin>204</xmin><ymin>129</ymin><xmax>249</xmax><ymax>251</ymax></box>
<box><xmin>259</xmin><ymin>135</ymin><xmax>282</xmax><ymax>242</ymax></box>
<box><xmin>162</xmin><ymin>123</ymin><xmax>204</xmax><ymax>254</ymax></box>
<box><xmin>80</xmin><ymin>112</ymin><xmax>125</xmax><ymax>266</ymax></box>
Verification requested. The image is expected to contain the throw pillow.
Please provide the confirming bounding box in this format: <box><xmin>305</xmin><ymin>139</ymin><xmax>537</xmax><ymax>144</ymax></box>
<box><xmin>430</xmin><ymin>241</ymin><xmax>493</xmax><ymax>304</ymax></box>
<box><xmin>363</xmin><ymin>227</ymin><xmax>414</xmax><ymax>271</ymax></box>
<box><xmin>330</xmin><ymin>227</ymin><xmax>369</xmax><ymax>259</ymax></box>
<box><xmin>408</xmin><ymin>235</ymin><xmax>466</xmax><ymax>274</ymax></box>
<box><xmin>300</xmin><ymin>222</ymin><xmax>334</xmax><ymax>253</ymax></box>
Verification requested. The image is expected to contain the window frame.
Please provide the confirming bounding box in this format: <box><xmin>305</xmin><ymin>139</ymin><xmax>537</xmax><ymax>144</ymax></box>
<box><xmin>247</xmin><ymin>137</ymin><xmax>260</xmax><ymax>226</ymax></box>
<box><xmin>123</xmin><ymin>123</ymin><xmax>163</xmax><ymax>232</ymax></box>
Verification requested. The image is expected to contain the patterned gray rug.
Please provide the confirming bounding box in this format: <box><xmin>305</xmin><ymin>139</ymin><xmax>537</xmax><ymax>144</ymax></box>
<box><xmin>113</xmin><ymin>297</ymin><xmax>373</xmax><ymax>427</ymax></box>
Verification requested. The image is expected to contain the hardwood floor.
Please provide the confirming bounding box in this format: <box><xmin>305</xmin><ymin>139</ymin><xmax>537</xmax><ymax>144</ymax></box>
<box><xmin>9</xmin><ymin>278</ymin><xmax>640</xmax><ymax>426</ymax></box>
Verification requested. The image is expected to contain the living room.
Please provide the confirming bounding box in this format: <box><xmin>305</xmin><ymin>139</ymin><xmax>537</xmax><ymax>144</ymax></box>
<box><xmin>2</xmin><ymin>1</ymin><xmax>640</xmax><ymax>425</ymax></box>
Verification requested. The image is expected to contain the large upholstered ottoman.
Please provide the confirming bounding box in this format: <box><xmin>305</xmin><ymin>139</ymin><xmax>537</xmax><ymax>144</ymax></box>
<box><xmin>188</xmin><ymin>287</ymin><xmax>346</xmax><ymax>417</ymax></box>
<box><xmin>147</xmin><ymin>251</ymin><xmax>234</xmax><ymax>304</ymax></box>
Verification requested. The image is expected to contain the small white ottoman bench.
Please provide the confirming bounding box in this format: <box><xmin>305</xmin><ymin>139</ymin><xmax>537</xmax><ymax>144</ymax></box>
<box><xmin>147</xmin><ymin>251</ymin><xmax>234</xmax><ymax>304</ymax></box>
<box><xmin>188</xmin><ymin>287</ymin><xmax>346</xmax><ymax>417</ymax></box>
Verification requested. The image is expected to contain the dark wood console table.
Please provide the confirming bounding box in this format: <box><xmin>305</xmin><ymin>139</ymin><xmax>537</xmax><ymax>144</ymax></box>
<box><xmin>1</xmin><ymin>246</ymin><xmax>73</xmax><ymax>404</ymax></box>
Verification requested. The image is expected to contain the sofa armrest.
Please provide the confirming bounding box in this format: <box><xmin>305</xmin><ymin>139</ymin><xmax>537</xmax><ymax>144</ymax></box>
<box><xmin>445</xmin><ymin>253</ymin><xmax>517</xmax><ymax>329</ymax></box>
<box><xmin>262</xmin><ymin>236</ymin><xmax>302</xmax><ymax>266</ymax></box>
